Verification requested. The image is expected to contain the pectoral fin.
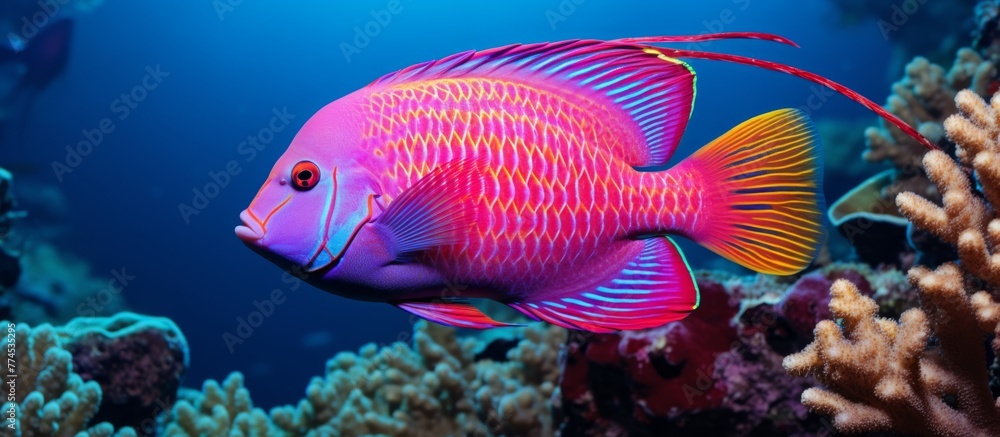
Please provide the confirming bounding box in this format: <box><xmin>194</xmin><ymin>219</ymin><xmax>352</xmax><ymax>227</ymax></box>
<box><xmin>395</xmin><ymin>300</ymin><xmax>520</xmax><ymax>329</ymax></box>
<box><xmin>374</xmin><ymin>159</ymin><xmax>488</xmax><ymax>259</ymax></box>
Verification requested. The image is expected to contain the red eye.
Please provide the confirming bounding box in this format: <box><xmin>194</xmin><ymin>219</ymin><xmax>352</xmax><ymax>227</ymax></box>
<box><xmin>291</xmin><ymin>161</ymin><xmax>320</xmax><ymax>190</ymax></box>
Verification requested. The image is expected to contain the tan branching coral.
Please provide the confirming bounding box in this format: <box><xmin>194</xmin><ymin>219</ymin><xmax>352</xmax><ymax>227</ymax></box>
<box><xmin>786</xmin><ymin>89</ymin><xmax>1000</xmax><ymax>434</ymax></box>
<box><xmin>866</xmin><ymin>49</ymin><xmax>994</xmax><ymax>167</ymax></box>
<box><xmin>863</xmin><ymin>49</ymin><xmax>995</xmax><ymax>203</ymax></box>
<box><xmin>899</xmin><ymin>89</ymin><xmax>1000</xmax><ymax>286</ymax></box>
<box><xmin>785</xmin><ymin>275</ymin><xmax>999</xmax><ymax>435</ymax></box>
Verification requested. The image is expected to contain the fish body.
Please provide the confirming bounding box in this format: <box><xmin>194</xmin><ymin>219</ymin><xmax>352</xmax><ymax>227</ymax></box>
<box><xmin>351</xmin><ymin>60</ymin><xmax>695</xmax><ymax>297</ymax></box>
<box><xmin>237</xmin><ymin>36</ymin><xmax>854</xmax><ymax>332</ymax></box>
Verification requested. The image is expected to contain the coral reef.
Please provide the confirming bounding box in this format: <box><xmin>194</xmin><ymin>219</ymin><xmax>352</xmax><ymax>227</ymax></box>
<box><xmin>61</xmin><ymin>312</ymin><xmax>188</xmax><ymax>431</ymax></box>
<box><xmin>3</xmin><ymin>321</ymin><xmax>107</xmax><ymax>436</ymax></box>
<box><xmin>975</xmin><ymin>0</ymin><xmax>1000</xmax><ymax>61</ymax></box>
<box><xmin>162</xmin><ymin>320</ymin><xmax>564</xmax><ymax>436</ymax></box>
<box><xmin>833</xmin><ymin>42</ymin><xmax>998</xmax><ymax>266</ymax></box>
<box><xmin>785</xmin><ymin>89</ymin><xmax>1000</xmax><ymax>434</ymax></box>
<box><xmin>864</xmin><ymin>48</ymin><xmax>994</xmax><ymax>205</ymax></box>
<box><xmin>785</xmin><ymin>276</ymin><xmax>999</xmax><ymax>435</ymax></box>
<box><xmin>8</xmin><ymin>244</ymin><xmax>128</xmax><ymax>326</ymax></box>
<box><xmin>1</xmin><ymin>312</ymin><xmax>185</xmax><ymax>436</ymax></box>
<box><xmin>827</xmin><ymin>170</ymin><xmax>912</xmax><ymax>267</ymax></box>
<box><xmin>0</xmin><ymin>266</ymin><xmax>923</xmax><ymax>437</ymax></box>
<box><xmin>144</xmin><ymin>263</ymin><xmax>902</xmax><ymax>437</ymax></box>
<box><xmin>818</xmin><ymin>119</ymin><xmax>909</xmax><ymax>266</ymax></box>
<box><xmin>560</xmin><ymin>277</ymin><xmax>739</xmax><ymax>436</ymax></box>
<box><xmin>0</xmin><ymin>169</ymin><xmax>124</xmax><ymax>327</ymax></box>
<box><xmin>557</xmin><ymin>264</ymin><xmax>914</xmax><ymax>436</ymax></box>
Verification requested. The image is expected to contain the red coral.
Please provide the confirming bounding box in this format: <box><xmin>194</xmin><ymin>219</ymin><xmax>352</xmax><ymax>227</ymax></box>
<box><xmin>560</xmin><ymin>278</ymin><xmax>738</xmax><ymax>433</ymax></box>
<box><xmin>625</xmin><ymin>279</ymin><xmax>738</xmax><ymax>415</ymax></box>
<box><xmin>559</xmin><ymin>267</ymin><xmax>882</xmax><ymax>435</ymax></box>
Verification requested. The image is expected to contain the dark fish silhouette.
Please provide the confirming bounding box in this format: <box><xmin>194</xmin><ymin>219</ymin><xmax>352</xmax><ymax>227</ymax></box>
<box><xmin>0</xmin><ymin>19</ymin><xmax>74</xmax><ymax>145</ymax></box>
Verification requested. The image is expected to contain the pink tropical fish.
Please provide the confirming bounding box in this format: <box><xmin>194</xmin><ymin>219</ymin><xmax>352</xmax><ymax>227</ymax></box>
<box><xmin>235</xmin><ymin>32</ymin><xmax>934</xmax><ymax>333</ymax></box>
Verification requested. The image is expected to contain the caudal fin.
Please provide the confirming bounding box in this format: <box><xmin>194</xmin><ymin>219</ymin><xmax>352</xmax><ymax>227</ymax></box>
<box><xmin>680</xmin><ymin>109</ymin><xmax>824</xmax><ymax>275</ymax></box>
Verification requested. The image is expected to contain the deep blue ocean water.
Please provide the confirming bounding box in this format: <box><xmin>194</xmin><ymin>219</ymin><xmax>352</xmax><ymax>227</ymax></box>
<box><xmin>0</xmin><ymin>0</ymin><xmax>942</xmax><ymax>407</ymax></box>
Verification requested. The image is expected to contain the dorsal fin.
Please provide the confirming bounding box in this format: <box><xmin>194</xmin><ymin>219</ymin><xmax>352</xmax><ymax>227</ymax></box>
<box><xmin>368</xmin><ymin>40</ymin><xmax>697</xmax><ymax>166</ymax></box>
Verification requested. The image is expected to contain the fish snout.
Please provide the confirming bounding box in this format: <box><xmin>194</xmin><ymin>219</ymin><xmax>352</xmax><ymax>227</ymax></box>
<box><xmin>235</xmin><ymin>210</ymin><xmax>265</xmax><ymax>243</ymax></box>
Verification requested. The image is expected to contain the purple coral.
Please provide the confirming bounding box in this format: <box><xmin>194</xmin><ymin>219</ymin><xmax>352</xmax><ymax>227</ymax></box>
<box><xmin>776</xmin><ymin>269</ymin><xmax>872</xmax><ymax>338</ymax></box>
<box><xmin>62</xmin><ymin>312</ymin><xmax>189</xmax><ymax>431</ymax></box>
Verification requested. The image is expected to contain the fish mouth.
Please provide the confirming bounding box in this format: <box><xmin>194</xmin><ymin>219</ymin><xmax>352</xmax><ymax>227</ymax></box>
<box><xmin>235</xmin><ymin>210</ymin><xmax>265</xmax><ymax>243</ymax></box>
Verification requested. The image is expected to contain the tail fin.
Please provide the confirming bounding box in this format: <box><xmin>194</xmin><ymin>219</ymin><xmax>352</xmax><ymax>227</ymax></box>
<box><xmin>680</xmin><ymin>108</ymin><xmax>824</xmax><ymax>275</ymax></box>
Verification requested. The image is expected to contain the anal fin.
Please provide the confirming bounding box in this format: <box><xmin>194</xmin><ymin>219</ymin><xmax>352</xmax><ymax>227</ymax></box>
<box><xmin>509</xmin><ymin>237</ymin><xmax>699</xmax><ymax>333</ymax></box>
<box><xmin>395</xmin><ymin>300</ymin><xmax>520</xmax><ymax>329</ymax></box>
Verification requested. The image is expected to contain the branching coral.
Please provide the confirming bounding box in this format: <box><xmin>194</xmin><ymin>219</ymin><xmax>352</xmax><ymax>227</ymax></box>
<box><xmin>864</xmin><ymin>49</ymin><xmax>995</xmax><ymax>204</ymax></box>
<box><xmin>1</xmin><ymin>321</ymin><xmax>136</xmax><ymax>437</ymax></box>
<box><xmin>6</xmin><ymin>323</ymin><xmax>104</xmax><ymax>435</ymax></box>
<box><xmin>899</xmin><ymin>89</ymin><xmax>1000</xmax><ymax>326</ymax></box>
<box><xmin>1</xmin><ymin>313</ymin><xmax>185</xmax><ymax>436</ymax></box>
<box><xmin>784</xmin><ymin>277</ymin><xmax>999</xmax><ymax>434</ymax></box>
<box><xmin>833</xmin><ymin>46</ymin><xmax>997</xmax><ymax>269</ymax></box>
<box><xmin>163</xmin><ymin>372</ymin><xmax>271</xmax><ymax>436</ymax></box>
<box><xmin>785</xmin><ymin>89</ymin><xmax>1000</xmax><ymax>434</ymax></box>
<box><xmin>163</xmin><ymin>320</ymin><xmax>564</xmax><ymax>437</ymax></box>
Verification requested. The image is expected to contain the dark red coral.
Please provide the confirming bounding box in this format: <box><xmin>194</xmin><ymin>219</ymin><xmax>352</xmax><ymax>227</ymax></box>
<box><xmin>559</xmin><ymin>278</ymin><xmax>739</xmax><ymax>435</ymax></box>
<box><xmin>559</xmin><ymin>267</ymin><xmax>883</xmax><ymax>436</ymax></box>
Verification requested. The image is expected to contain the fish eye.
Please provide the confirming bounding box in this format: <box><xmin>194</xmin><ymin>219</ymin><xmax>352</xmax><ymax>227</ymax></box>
<box><xmin>291</xmin><ymin>161</ymin><xmax>320</xmax><ymax>190</ymax></box>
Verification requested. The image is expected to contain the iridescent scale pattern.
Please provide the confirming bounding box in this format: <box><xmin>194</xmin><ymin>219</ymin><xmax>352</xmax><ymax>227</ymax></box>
<box><xmin>360</xmin><ymin>78</ymin><xmax>689</xmax><ymax>295</ymax></box>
